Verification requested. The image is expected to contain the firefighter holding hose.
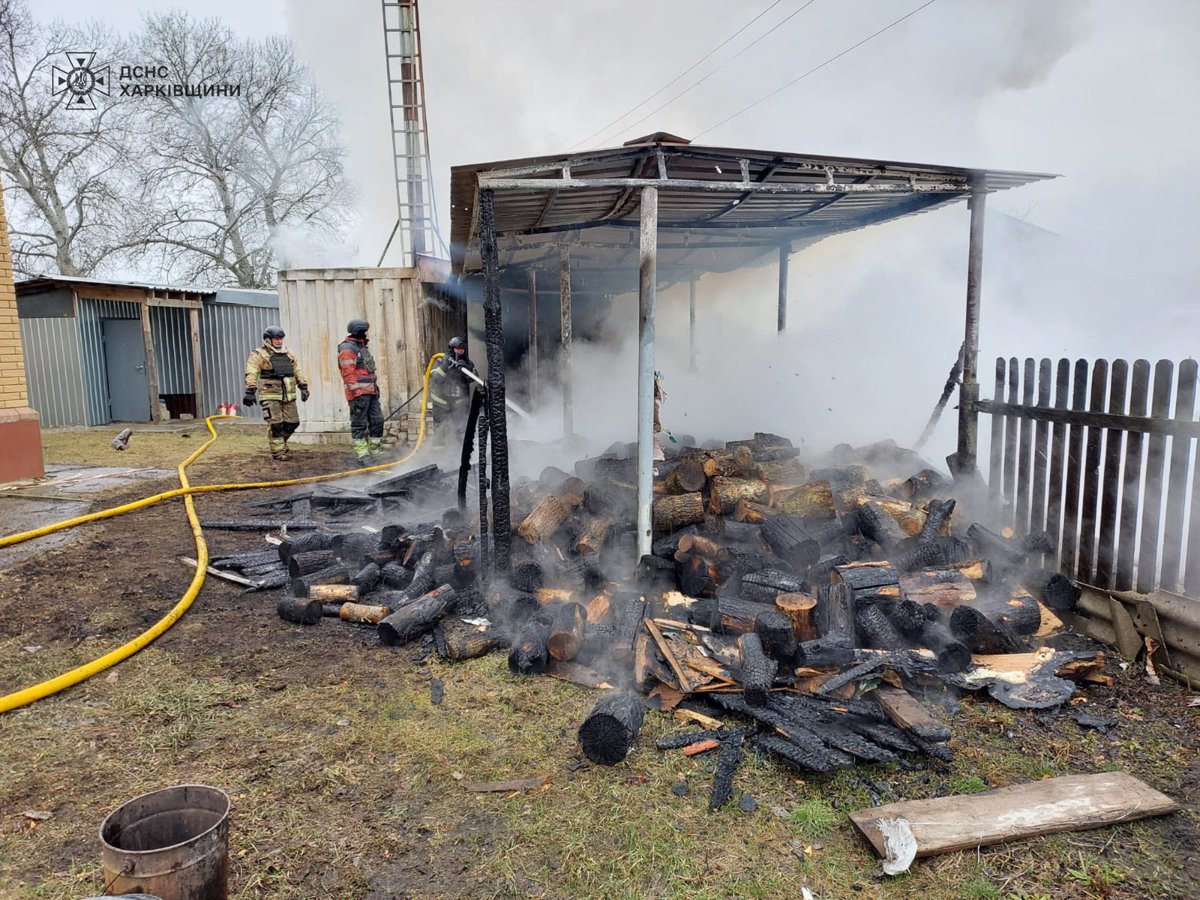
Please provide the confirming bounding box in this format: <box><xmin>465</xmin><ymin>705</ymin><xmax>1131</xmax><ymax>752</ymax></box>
<box><xmin>429</xmin><ymin>336</ymin><xmax>478</xmax><ymax>447</ymax></box>
<box><xmin>338</xmin><ymin>318</ymin><xmax>385</xmax><ymax>466</ymax></box>
<box><xmin>243</xmin><ymin>325</ymin><xmax>309</xmax><ymax>461</ymax></box>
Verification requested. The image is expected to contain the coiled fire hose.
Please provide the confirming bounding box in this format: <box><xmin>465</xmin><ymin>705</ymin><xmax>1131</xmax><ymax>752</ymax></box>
<box><xmin>0</xmin><ymin>354</ymin><xmax>444</xmax><ymax>715</ymax></box>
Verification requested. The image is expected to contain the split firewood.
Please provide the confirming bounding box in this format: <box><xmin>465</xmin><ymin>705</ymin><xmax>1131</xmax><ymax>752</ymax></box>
<box><xmin>676</xmin><ymin>553</ymin><xmax>721</xmax><ymax>597</ymax></box>
<box><xmin>305</xmin><ymin>584</ymin><xmax>358</xmax><ymax>603</ymax></box>
<box><xmin>517</xmin><ymin>496</ymin><xmax>570</xmax><ymax>543</ymax></box>
<box><xmin>772</xmin><ymin>480</ymin><xmax>836</xmax><ymax>518</ymax></box>
<box><xmin>664</xmin><ymin>458</ymin><xmax>708</xmax><ymax>494</ymax></box>
<box><xmin>534</xmin><ymin>587</ymin><xmax>574</xmax><ymax>605</ymax></box>
<box><xmin>709</xmin><ymin>477</ymin><xmax>769</xmax><ymax>515</ymax></box>
<box><xmin>378</xmin><ymin>585</ymin><xmax>457</xmax><ymax>646</ymax></box>
<box><xmin>775</xmin><ymin>592</ymin><xmax>818</xmax><ymax>642</ymax></box>
<box><xmin>756</xmin><ymin>458</ymin><xmax>806</xmax><ymax>487</ymax></box>
<box><xmin>574</xmin><ymin>515</ymin><xmax>613</xmax><ymax>556</ymax></box>
<box><xmin>683</xmin><ymin>738</ymin><xmax>721</xmax><ymax>756</ymax></box>
<box><xmin>287</xmin><ymin>549</ymin><xmax>338</xmax><ymax>580</ymax></box>
<box><xmin>560</xmin><ymin>477</ymin><xmax>586</xmax><ymax>509</ymax></box>
<box><xmin>760</xmin><ymin>515</ymin><xmax>821</xmax><ymax>568</ymax></box>
<box><xmin>732</xmin><ymin>500</ymin><xmax>780</xmax><ymax>523</ymax></box>
<box><xmin>652</xmin><ymin>492</ymin><xmax>706</xmax><ymax>533</ymax></box>
<box><xmin>339</xmin><ymin>602</ymin><xmax>391</xmax><ymax>625</ymax></box>
<box><xmin>817</xmin><ymin>582</ymin><xmax>856</xmax><ymax>640</ymax></box>
<box><xmin>291</xmin><ymin>564</ymin><xmax>350</xmax><ymax>598</ymax></box>
<box><xmin>701</xmin><ymin>445</ymin><xmax>757</xmax><ymax>478</ymax></box>
<box><xmin>674</xmin><ymin>533</ymin><xmax>729</xmax><ymax>562</ymax></box>
<box><xmin>611</xmin><ymin>593</ymin><xmax>647</xmax><ymax>663</ymax></box>
<box><xmin>547</xmin><ymin>602</ymin><xmax>588</xmax><ymax>661</ymax></box>
<box><xmin>833</xmin><ymin>561</ymin><xmax>900</xmax><ymax>594</ymax></box>
<box><xmin>855</xmin><ymin>500</ymin><xmax>910</xmax><ymax>550</ymax></box>
<box><xmin>584</xmin><ymin>592</ymin><xmax>612</xmax><ymax>624</ymax></box>
<box><xmin>754</xmin><ymin>608</ymin><xmax>798</xmax><ymax>662</ymax></box>
<box><xmin>578</xmin><ymin>690</ymin><xmax>645</xmax><ymax>765</ymax></box>
<box><xmin>739</xmin><ymin>568</ymin><xmax>805</xmax><ymax>603</ymax></box>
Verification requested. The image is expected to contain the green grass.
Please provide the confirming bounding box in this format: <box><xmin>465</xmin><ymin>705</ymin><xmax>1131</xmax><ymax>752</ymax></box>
<box><xmin>40</xmin><ymin>425</ymin><xmax>265</xmax><ymax>469</ymax></box>
<box><xmin>959</xmin><ymin>875</ymin><xmax>1000</xmax><ymax>899</ymax></box>
<box><xmin>788</xmin><ymin>798</ymin><xmax>839</xmax><ymax>839</ymax></box>
<box><xmin>948</xmin><ymin>775</ymin><xmax>989</xmax><ymax>794</ymax></box>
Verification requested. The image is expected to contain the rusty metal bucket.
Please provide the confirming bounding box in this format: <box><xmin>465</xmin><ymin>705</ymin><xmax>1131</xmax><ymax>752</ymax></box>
<box><xmin>99</xmin><ymin>784</ymin><xmax>230</xmax><ymax>900</ymax></box>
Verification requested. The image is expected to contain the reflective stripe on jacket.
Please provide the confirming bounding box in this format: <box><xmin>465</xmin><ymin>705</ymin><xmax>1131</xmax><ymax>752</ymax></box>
<box><xmin>245</xmin><ymin>343</ymin><xmax>307</xmax><ymax>402</ymax></box>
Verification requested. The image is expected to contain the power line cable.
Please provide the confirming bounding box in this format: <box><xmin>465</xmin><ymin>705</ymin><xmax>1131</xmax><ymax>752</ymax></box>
<box><xmin>694</xmin><ymin>0</ymin><xmax>939</xmax><ymax>140</ymax></box>
<box><xmin>604</xmin><ymin>0</ymin><xmax>821</xmax><ymax>148</ymax></box>
<box><xmin>569</xmin><ymin>0</ymin><xmax>788</xmax><ymax>151</ymax></box>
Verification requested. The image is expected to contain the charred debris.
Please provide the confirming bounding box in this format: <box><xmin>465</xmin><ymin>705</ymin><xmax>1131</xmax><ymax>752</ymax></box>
<box><xmin>208</xmin><ymin>434</ymin><xmax>1105</xmax><ymax>809</ymax></box>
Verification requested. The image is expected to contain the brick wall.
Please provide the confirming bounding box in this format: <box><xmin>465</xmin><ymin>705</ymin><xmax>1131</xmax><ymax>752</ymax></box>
<box><xmin>0</xmin><ymin>181</ymin><xmax>44</xmax><ymax>482</ymax></box>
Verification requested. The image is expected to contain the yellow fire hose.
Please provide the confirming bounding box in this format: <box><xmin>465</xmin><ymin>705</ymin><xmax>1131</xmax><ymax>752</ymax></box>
<box><xmin>0</xmin><ymin>355</ymin><xmax>445</xmax><ymax>714</ymax></box>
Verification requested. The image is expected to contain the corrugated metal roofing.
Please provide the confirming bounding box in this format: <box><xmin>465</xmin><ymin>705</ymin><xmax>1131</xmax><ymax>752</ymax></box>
<box><xmin>450</xmin><ymin>136</ymin><xmax>1057</xmax><ymax>280</ymax></box>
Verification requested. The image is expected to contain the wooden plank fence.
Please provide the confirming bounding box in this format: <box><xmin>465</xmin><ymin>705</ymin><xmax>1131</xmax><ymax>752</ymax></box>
<box><xmin>979</xmin><ymin>357</ymin><xmax>1200</xmax><ymax>595</ymax></box>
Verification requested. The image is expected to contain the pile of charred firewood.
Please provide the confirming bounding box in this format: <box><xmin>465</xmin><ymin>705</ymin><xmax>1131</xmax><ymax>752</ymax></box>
<box><xmin>235</xmin><ymin>432</ymin><xmax>1110</xmax><ymax>804</ymax></box>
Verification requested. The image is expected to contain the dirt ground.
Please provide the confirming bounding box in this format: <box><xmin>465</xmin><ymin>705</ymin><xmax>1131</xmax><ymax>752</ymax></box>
<box><xmin>0</xmin><ymin>434</ymin><xmax>1198</xmax><ymax>899</ymax></box>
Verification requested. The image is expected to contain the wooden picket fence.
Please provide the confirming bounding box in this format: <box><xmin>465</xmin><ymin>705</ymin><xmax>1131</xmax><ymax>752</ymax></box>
<box><xmin>977</xmin><ymin>357</ymin><xmax>1200</xmax><ymax>595</ymax></box>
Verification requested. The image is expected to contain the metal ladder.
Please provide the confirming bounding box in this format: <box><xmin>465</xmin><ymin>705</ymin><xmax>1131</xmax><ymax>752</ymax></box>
<box><xmin>380</xmin><ymin>0</ymin><xmax>441</xmax><ymax>263</ymax></box>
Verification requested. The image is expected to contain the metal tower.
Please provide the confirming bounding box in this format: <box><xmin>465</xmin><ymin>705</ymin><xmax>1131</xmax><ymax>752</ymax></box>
<box><xmin>380</xmin><ymin>0</ymin><xmax>440</xmax><ymax>263</ymax></box>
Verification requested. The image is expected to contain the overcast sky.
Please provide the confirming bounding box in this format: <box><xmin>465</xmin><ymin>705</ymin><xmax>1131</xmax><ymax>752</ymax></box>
<box><xmin>29</xmin><ymin>0</ymin><xmax>1200</xmax><ymax>455</ymax></box>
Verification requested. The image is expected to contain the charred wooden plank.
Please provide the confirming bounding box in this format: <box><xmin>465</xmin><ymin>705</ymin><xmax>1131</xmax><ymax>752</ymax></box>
<box><xmin>578</xmin><ymin>690</ymin><xmax>645</xmax><ymax>765</ymax></box>
<box><xmin>751</xmin><ymin>732</ymin><xmax>854</xmax><ymax>774</ymax></box>
<box><xmin>738</xmin><ymin>633</ymin><xmax>776</xmax><ymax>706</ymax></box>
<box><xmin>709</xmin><ymin>731</ymin><xmax>746</xmax><ymax>810</ymax></box>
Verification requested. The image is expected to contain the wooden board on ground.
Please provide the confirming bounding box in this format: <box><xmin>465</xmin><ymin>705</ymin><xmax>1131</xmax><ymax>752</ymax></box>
<box><xmin>850</xmin><ymin>772</ymin><xmax>1179</xmax><ymax>859</ymax></box>
<box><xmin>870</xmin><ymin>686</ymin><xmax>950</xmax><ymax>743</ymax></box>
<box><xmin>545</xmin><ymin>660</ymin><xmax>612</xmax><ymax>690</ymax></box>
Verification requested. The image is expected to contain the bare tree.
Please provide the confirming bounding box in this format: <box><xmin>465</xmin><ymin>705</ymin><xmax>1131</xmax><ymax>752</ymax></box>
<box><xmin>0</xmin><ymin>0</ymin><xmax>134</xmax><ymax>277</ymax></box>
<box><xmin>130</xmin><ymin>12</ymin><xmax>350</xmax><ymax>287</ymax></box>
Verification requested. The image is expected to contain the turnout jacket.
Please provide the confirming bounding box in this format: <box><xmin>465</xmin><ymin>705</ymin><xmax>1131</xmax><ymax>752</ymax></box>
<box><xmin>337</xmin><ymin>334</ymin><xmax>379</xmax><ymax>401</ymax></box>
<box><xmin>245</xmin><ymin>342</ymin><xmax>307</xmax><ymax>403</ymax></box>
<box><xmin>429</xmin><ymin>354</ymin><xmax>477</xmax><ymax>409</ymax></box>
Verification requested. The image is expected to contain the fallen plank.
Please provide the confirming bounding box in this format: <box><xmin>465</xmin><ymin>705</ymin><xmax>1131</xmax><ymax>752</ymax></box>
<box><xmin>645</xmin><ymin>618</ymin><xmax>695</xmax><ymax>694</ymax></box>
<box><xmin>850</xmin><ymin>772</ymin><xmax>1179</xmax><ymax>860</ymax></box>
<box><xmin>463</xmin><ymin>775</ymin><xmax>550</xmax><ymax>793</ymax></box>
<box><xmin>180</xmin><ymin>557</ymin><xmax>258</xmax><ymax>588</ymax></box>
<box><xmin>870</xmin><ymin>686</ymin><xmax>950</xmax><ymax>743</ymax></box>
<box><xmin>545</xmin><ymin>660</ymin><xmax>612</xmax><ymax>690</ymax></box>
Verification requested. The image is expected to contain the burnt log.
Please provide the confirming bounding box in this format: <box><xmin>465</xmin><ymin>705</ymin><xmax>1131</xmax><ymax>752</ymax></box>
<box><xmin>1022</xmin><ymin>569</ymin><xmax>1080</xmax><ymax>613</ymax></box>
<box><xmin>832</xmin><ymin>562</ymin><xmax>900</xmax><ymax>593</ymax></box>
<box><xmin>677</xmin><ymin>553</ymin><xmax>720</xmax><ymax>597</ymax></box>
<box><xmin>756</xmin><ymin>458</ymin><xmax>807</xmax><ymax>486</ymax></box>
<box><xmin>750</xmin><ymin>732</ymin><xmax>853</xmax><ymax>774</ymax></box>
<box><xmin>277</xmin><ymin>530</ymin><xmax>336</xmax><ymax>564</ymax></box>
<box><xmin>966</xmin><ymin>522</ymin><xmax>1027</xmax><ymax>567</ymax></box>
<box><xmin>807</xmin><ymin>554</ymin><xmax>850</xmax><ymax>583</ymax></box>
<box><xmin>893</xmin><ymin>536</ymin><xmax>974</xmax><ymax>572</ymax></box>
<box><xmin>1021</xmin><ymin>531</ymin><xmax>1055</xmax><ymax>554</ymax></box>
<box><xmin>277</xmin><ymin>597</ymin><xmax>322</xmax><ymax>625</ymax></box>
<box><xmin>761</xmin><ymin>515</ymin><xmax>821</xmax><ymax>569</ymax></box>
<box><xmin>664</xmin><ymin>458</ymin><xmax>708</xmax><ymax>494</ymax></box>
<box><xmin>740</xmin><ymin>569</ymin><xmax>805</xmax><ymax>603</ymax></box>
<box><xmin>287</xmin><ymin>549</ymin><xmax>338</xmax><ymax>579</ymax></box>
<box><xmin>210</xmin><ymin>549</ymin><xmax>282</xmax><ymax>569</ymax></box>
<box><xmin>754</xmin><ymin>609</ymin><xmax>798</xmax><ymax>662</ymax></box>
<box><xmin>855</xmin><ymin>603</ymin><xmax>909</xmax><ymax>651</ymax></box>
<box><xmin>795</xmin><ymin>633</ymin><xmax>857</xmax><ymax>668</ymax></box>
<box><xmin>578</xmin><ymin>690</ymin><xmax>645</xmax><ymax>765</ymax></box>
<box><xmin>435</xmin><ymin>618</ymin><xmax>509</xmax><ymax>660</ymax></box>
<box><xmin>653</xmin><ymin>492</ymin><xmax>706</xmax><ymax>533</ymax></box>
<box><xmin>339</xmin><ymin>602</ymin><xmax>391</xmax><ymax>624</ymax></box>
<box><xmin>337</xmin><ymin>532</ymin><xmax>379</xmax><ymax>569</ymax></box>
<box><xmin>547</xmin><ymin>602</ymin><xmax>588</xmax><ymax>661</ymax></box>
<box><xmin>652</xmin><ymin>525</ymin><xmax>700</xmax><ymax>558</ymax></box>
<box><xmin>351</xmin><ymin>562</ymin><xmax>382</xmax><ymax>594</ymax></box>
<box><xmin>709</xmin><ymin>731</ymin><xmax>746</xmax><ymax>810</ymax></box>
<box><xmin>517</xmin><ymin>495</ymin><xmax>569</xmax><ymax>543</ymax></box>
<box><xmin>510</xmin><ymin>561</ymin><xmax>544</xmax><ymax>593</ymax></box>
<box><xmin>816</xmin><ymin>582</ymin><xmax>856</xmax><ymax>640</ymax></box>
<box><xmin>489</xmin><ymin>584</ymin><xmax>539</xmax><ymax>623</ymax></box>
<box><xmin>291</xmin><ymin>564</ymin><xmax>350</xmax><ymax>598</ymax></box>
<box><xmin>995</xmin><ymin>587</ymin><xmax>1043</xmax><ymax>636</ymax></box>
<box><xmin>949</xmin><ymin>605</ymin><xmax>1024</xmax><ymax>655</ymax></box>
<box><xmin>899</xmin><ymin>468</ymin><xmax>949</xmax><ymax>501</ymax></box>
<box><xmin>611</xmin><ymin>593</ymin><xmax>647</xmax><ymax>662</ymax></box>
<box><xmin>656</xmin><ymin>730</ymin><xmax>722</xmax><ymax>751</ymax></box>
<box><xmin>692</xmin><ymin>596</ymin><xmax>776</xmax><ymax>635</ymax></box>
<box><xmin>701</xmin><ymin>445</ymin><xmax>757</xmax><ymax>478</ymax></box>
<box><xmin>915</xmin><ymin>498</ymin><xmax>956</xmax><ymax>544</ymax></box>
<box><xmin>738</xmin><ymin>633</ymin><xmax>776</xmax><ymax>706</ymax></box>
<box><xmin>381</xmin><ymin>561</ymin><xmax>411</xmax><ymax>590</ymax></box>
<box><xmin>378</xmin><ymin>585</ymin><xmax>457</xmax><ymax>646</ymax></box>
<box><xmin>855</xmin><ymin>501</ymin><xmax>909</xmax><ymax>550</ymax></box>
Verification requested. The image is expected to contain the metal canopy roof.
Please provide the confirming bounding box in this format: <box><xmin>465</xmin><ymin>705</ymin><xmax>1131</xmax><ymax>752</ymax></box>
<box><xmin>450</xmin><ymin>134</ymin><xmax>1057</xmax><ymax>281</ymax></box>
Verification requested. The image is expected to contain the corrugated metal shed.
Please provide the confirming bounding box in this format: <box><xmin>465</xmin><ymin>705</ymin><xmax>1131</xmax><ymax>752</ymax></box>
<box><xmin>15</xmin><ymin>277</ymin><xmax>279</xmax><ymax>426</ymax></box>
<box><xmin>277</xmin><ymin>267</ymin><xmax>464</xmax><ymax>437</ymax></box>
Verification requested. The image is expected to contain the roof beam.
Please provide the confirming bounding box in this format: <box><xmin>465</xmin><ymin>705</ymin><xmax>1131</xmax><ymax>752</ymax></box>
<box><xmin>779</xmin><ymin>174</ymin><xmax>873</xmax><ymax>223</ymax></box>
<box><xmin>700</xmin><ymin>158</ymin><xmax>784</xmax><ymax>222</ymax></box>
<box><xmin>477</xmin><ymin>175</ymin><xmax>969</xmax><ymax>194</ymax></box>
<box><xmin>600</xmin><ymin>151</ymin><xmax>657</xmax><ymax>222</ymax></box>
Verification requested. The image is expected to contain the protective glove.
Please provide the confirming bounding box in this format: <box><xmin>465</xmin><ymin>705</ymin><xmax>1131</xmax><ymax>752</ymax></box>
<box><xmin>242</xmin><ymin>388</ymin><xmax>257</xmax><ymax>408</ymax></box>
<box><xmin>299</xmin><ymin>385</ymin><xmax>310</xmax><ymax>402</ymax></box>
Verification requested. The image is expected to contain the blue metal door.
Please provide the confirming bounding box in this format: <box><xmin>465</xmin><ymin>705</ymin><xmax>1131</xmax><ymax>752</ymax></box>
<box><xmin>102</xmin><ymin>318</ymin><xmax>151</xmax><ymax>422</ymax></box>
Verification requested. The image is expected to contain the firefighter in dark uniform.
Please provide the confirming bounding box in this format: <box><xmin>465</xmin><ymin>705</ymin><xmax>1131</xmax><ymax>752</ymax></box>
<box><xmin>338</xmin><ymin>318</ymin><xmax>384</xmax><ymax>465</ymax></box>
<box><xmin>243</xmin><ymin>325</ymin><xmax>309</xmax><ymax>460</ymax></box>
<box><xmin>429</xmin><ymin>336</ymin><xmax>477</xmax><ymax>446</ymax></box>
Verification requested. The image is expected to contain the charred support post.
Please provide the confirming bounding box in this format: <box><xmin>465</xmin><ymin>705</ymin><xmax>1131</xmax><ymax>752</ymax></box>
<box><xmin>527</xmin><ymin>267</ymin><xmax>538</xmax><ymax>405</ymax></box>
<box><xmin>688</xmin><ymin>276</ymin><xmax>697</xmax><ymax>372</ymax></box>
<box><xmin>559</xmin><ymin>244</ymin><xmax>574</xmax><ymax>438</ymax></box>
<box><xmin>955</xmin><ymin>184</ymin><xmax>987</xmax><ymax>477</ymax></box>
<box><xmin>636</xmin><ymin>185</ymin><xmax>659</xmax><ymax>559</ymax></box>
<box><xmin>777</xmin><ymin>244</ymin><xmax>789</xmax><ymax>333</ymax></box>
<box><xmin>479</xmin><ymin>189</ymin><xmax>511</xmax><ymax>572</ymax></box>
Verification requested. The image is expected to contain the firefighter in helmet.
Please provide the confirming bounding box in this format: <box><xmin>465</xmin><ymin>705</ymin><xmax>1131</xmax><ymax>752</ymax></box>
<box><xmin>429</xmin><ymin>336</ymin><xmax>478</xmax><ymax>446</ymax></box>
<box><xmin>243</xmin><ymin>325</ymin><xmax>309</xmax><ymax>460</ymax></box>
<box><xmin>337</xmin><ymin>318</ymin><xmax>384</xmax><ymax>465</ymax></box>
